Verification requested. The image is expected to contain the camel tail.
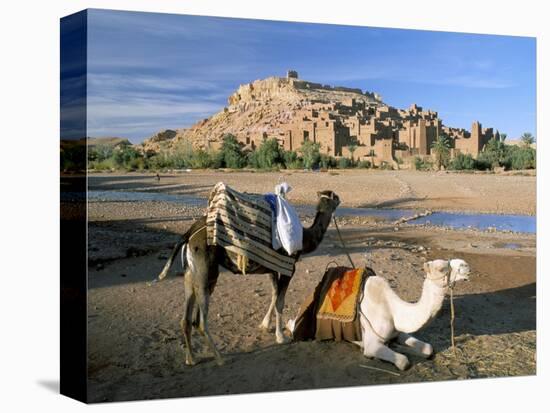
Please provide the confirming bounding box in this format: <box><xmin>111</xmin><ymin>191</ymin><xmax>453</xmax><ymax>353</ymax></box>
<box><xmin>148</xmin><ymin>239</ymin><xmax>186</xmax><ymax>286</ymax></box>
<box><xmin>148</xmin><ymin>216</ymin><xmax>207</xmax><ymax>286</ymax></box>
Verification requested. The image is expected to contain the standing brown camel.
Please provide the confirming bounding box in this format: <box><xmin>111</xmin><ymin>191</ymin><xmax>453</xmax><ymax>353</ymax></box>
<box><xmin>154</xmin><ymin>190</ymin><xmax>341</xmax><ymax>365</ymax></box>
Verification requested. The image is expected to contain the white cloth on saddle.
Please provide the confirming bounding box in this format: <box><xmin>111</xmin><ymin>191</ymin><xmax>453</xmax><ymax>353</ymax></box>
<box><xmin>272</xmin><ymin>183</ymin><xmax>303</xmax><ymax>255</ymax></box>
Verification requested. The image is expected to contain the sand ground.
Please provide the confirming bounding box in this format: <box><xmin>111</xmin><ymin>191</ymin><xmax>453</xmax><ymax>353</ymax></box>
<box><xmin>84</xmin><ymin>171</ymin><xmax>536</xmax><ymax>402</ymax></box>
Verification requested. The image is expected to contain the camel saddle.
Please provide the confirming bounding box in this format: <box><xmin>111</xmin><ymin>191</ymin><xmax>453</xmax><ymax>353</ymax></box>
<box><xmin>206</xmin><ymin>182</ymin><xmax>297</xmax><ymax>277</ymax></box>
<box><xmin>292</xmin><ymin>266</ymin><xmax>375</xmax><ymax>342</ymax></box>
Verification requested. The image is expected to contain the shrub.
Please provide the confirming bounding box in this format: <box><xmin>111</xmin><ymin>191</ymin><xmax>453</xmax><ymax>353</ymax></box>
<box><xmin>299</xmin><ymin>140</ymin><xmax>321</xmax><ymax>169</ymax></box>
<box><xmin>479</xmin><ymin>138</ymin><xmax>507</xmax><ymax>169</ymax></box>
<box><xmin>319</xmin><ymin>153</ymin><xmax>336</xmax><ymax>169</ymax></box>
<box><xmin>190</xmin><ymin>149</ymin><xmax>214</xmax><ymax>169</ymax></box>
<box><xmin>337</xmin><ymin>157</ymin><xmax>352</xmax><ymax>169</ymax></box>
<box><xmin>219</xmin><ymin>134</ymin><xmax>246</xmax><ymax>169</ymax></box>
<box><xmin>89</xmin><ymin>157</ymin><xmax>116</xmax><ymax>171</ymax></box>
<box><xmin>88</xmin><ymin>143</ymin><xmax>114</xmax><ymax>163</ymax></box>
<box><xmin>448</xmin><ymin>153</ymin><xmax>476</xmax><ymax>170</ymax></box>
<box><xmin>61</xmin><ymin>142</ymin><xmax>86</xmax><ymax>171</ymax></box>
<box><xmin>505</xmin><ymin>146</ymin><xmax>536</xmax><ymax>170</ymax></box>
<box><xmin>414</xmin><ymin>157</ymin><xmax>433</xmax><ymax>171</ymax></box>
<box><xmin>170</xmin><ymin>140</ymin><xmax>194</xmax><ymax>168</ymax></box>
<box><xmin>357</xmin><ymin>160</ymin><xmax>371</xmax><ymax>169</ymax></box>
<box><xmin>282</xmin><ymin>150</ymin><xmax>299</xmax><ymax>169</ymax></box>
<box><xmin>252</xmin><ymin>138</ymin><xmax>284</xmax><ymax>169</ymax></box>
<box><xmin>112</xmin><ymin>145</ymin><xmax>142</xmax><ymax>169</ymax></box>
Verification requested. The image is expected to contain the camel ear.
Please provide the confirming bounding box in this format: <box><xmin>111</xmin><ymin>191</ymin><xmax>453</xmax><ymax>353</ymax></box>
<box><xmin>423</xmin><ymin>261</ymin><xmax>431</xmax><ymax>273</ymax></box>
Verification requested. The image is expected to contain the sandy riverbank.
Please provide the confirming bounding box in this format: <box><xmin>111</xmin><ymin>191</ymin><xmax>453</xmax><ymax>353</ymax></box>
<box><xmin>88</xmin><ymin>169</ymin><xmax>536</xmax><ymax>215</ymax></box>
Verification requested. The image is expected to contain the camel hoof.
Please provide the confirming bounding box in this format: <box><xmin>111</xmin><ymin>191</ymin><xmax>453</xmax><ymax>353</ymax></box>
<box><xmin>396</xmin><ymin>356</ymin><xmax>410</xmax><ymax>371</ymax></box>
<box><xmin>422</xmin><ymin>344</ymin><xmax>434</xmax><ymax>359</ymax></box>
<box><xmin>276</xmin><ymin>335</ymin><xmax>290</xmax><ymax>344</ymax></box>
<box><xmin>258</xmin><ymin>321</ymin><xmax>270</xmax><ymax>331</ymax></box>
<box><xmin>185</xmin><ymin>357</ymin><xmax>196</xmax><ymax>366</ymax></box>
<box><xmin>286</xmin><ymin>319</ymin><xmax>296</xmax><ymax>333</ymax></box>
<box><xmin>215</xmin><ymin>357</ymin><xmax>225</xmax><ymax>366</ymax></box>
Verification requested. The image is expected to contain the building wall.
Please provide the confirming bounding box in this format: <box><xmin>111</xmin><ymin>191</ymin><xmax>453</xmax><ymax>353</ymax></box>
<box><xmin>280</xmin><ymin>99</ymin><xmax>493</xmax><ymax>165</ymax></box>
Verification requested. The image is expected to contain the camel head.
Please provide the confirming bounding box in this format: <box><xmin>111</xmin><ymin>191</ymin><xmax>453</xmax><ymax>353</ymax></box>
<box><xmin>316</xmin><ymin>190</ymin><xmax>341</xmax><ymax>213</ymax></box>
<box><xmin>449</xmin><ymin>258</ymin><xmax>470</xmax><ymax>283</ymax></box>
<box><xmin>424</xmin><ymin>258</ymin><xmax>470</xmax><ymax>287</ymax></box>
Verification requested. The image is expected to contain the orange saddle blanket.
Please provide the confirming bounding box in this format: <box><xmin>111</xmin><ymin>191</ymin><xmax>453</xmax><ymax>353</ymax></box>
<box><xmin>317</xmin><ymin>267</ymin><xmax>365</xmax><ymax>323</ymax></box>
<box><xmin>291</xmin><ymin>266</ymin><xmax>374</xmax><ymax>343</ymax></box>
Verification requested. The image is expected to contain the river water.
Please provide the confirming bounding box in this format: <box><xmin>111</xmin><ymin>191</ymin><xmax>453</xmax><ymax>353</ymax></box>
<box><xmin>88</xmin><ymin>190</ymin><xmax>536</xmax><ymax>234</ymax></box>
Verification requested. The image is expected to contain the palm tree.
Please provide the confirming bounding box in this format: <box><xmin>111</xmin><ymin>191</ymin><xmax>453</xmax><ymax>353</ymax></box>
<box><xmin>431</xmin><ymin>135</ymin><xmax>451</xmax><ymax>170</ymax></box>
<box><xmin>347</xmin><ymin>143</ymin><xmax>358</xmax><ymax>165</ymax></box>
<box><xmin>520</xmin><ymin>132</ymin><xmax>535</xmax><ymax>148</ymax></box>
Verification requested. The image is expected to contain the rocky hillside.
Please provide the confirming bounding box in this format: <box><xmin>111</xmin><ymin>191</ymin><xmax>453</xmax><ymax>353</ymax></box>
<box><xmin>87</xmin><ymin>137</ymin><xmax>132</xmax><ymax>148</ymax></box>
<box><xmin>138</xmin><ymin>129</ymin><xmax>187</xmax><ymax>154</ymax></box>
<box><xmin>166</xmin><ymin>74</ymin><xmax>383</xmax><ymax>150</ymax></box>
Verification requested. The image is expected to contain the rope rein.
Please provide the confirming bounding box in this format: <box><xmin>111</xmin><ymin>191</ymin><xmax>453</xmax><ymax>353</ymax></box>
<box><xmin>449</xmin><ymin>281</ymin><xmax>456</xmax><ymax>354</ymax></box>
<box><xmin>428</xmin><ymin>263</ymin><xmax>457</xmax><ymax>354</ymax></box>
<box><xmin>333</xmin><ymin>216</ymin><xmax>356</xmax><ymax>269</ymax></box>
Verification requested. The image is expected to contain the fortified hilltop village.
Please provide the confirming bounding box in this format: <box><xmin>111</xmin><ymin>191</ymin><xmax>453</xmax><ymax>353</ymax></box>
<box><xmin>141</xmin><ymin>70</ymin><xmax>497</xmax><ymax>168</ymax></box>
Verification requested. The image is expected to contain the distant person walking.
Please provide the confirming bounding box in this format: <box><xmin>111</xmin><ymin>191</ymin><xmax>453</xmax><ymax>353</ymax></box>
<box><xmin>156</xmin><ymin>172</ymin><xmax>160</xmax><ymax>182</ymax></box>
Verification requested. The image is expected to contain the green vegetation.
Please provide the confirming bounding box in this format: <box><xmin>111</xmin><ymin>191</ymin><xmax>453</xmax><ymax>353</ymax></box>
<box><xmin>248</xmin><ymin>138</ymin><xmax>285</xmax><ymax>169</ymax></box>
<box><xmin>337</xmin><ymin>157</ymin><xmax>351</xmax><ymax>169</ymax></box>
<box><xmin>356</xmin><ymin>160</ymin><xmax>372</xmax><ymax>169</ymax></box>
<box><xmin>431</xmin><ymin>135</ymin><xmax>451</xmax><ymax>170</ymax></box>
<box><xmin>319</xmin><ymin>153</ymin><xmax>336</xmax><ymax>169</ymax></box>
<box><xmin>414</xmin><ymin>156</ymin><xmax>433</xmax><ymax>171</ymax></box>
<box><xmin>448</xmin><ymin>153</ymin><xmax>476</xmax><ymax>170</ymax></box>
<box><xmin>477</xmin><ymin>137</ymin><xmax>507</xmax><ymax>169</ymax></box>
<box><xmin>81</xmin><ymin>131</ymin><xmax>536</xmax><ymax>173</ymax></box>
<box><xmin>219</xmin><ymin>134</ymin><xmax>246</xmax><ymax>169</ymax></box>
<box><xmin>505</xmin><ymin>144</ymin><xmax>536</xmax><ymax>170</ymax></box>
<box><xmin>60</xmin><ymin>140</ymin><xmax>86</xmax><ymax>172</ymax></box>
<box><xmin>520</xmin><ymin>132</ymin><xmax>535</xmax><ymax>148</ymax></box>
<box><xmin>346</xmin><ymin>143</ymin><xmax>358</xmax><ymax>164</ymax></box>
<box><xmin>298</xmin><ymin>140</ymin><xmax>321</xmax><ymax>169</ymax></box>
<box><xmin>447</xmin><ymin>132</ymin><xmax>536</xmax><ymax>171</ymax></box>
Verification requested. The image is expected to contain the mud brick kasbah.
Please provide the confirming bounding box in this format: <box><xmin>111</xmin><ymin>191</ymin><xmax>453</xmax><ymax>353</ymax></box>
<box><xmin>148</xmin><ymin>71</ymin><xmax>496</xmax><ymax>167</ymax></box>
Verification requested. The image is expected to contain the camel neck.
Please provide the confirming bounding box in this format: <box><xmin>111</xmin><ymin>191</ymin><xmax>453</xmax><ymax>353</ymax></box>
<box><xmin>414</xmin><ymin>279</ymin><xmax>448</xmax><ymax>329</ymax></box>
<box><xmin>302</xmin><ymin>210</ymin><xmax>332</xmax><ymax>253</ymax></box>
<box><xmin>394</xmin><ymin>278</ymin><xmax>448</xmax><ymax>334</ymax></box>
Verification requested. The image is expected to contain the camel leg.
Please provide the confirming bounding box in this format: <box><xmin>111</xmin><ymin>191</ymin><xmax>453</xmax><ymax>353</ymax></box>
<box><xmin>259</xmin><ymin>273</ymin><xmax>278</xmax><ymax>330</ymax></box>
<box><xmin>181</xmin><ymin>273</ymin><xmax>196</xmax><ymax>366</ymax></box>
<box><xmin>351</xmin><ymin>340</ymin><xmax>364</xmax><ymax>349</ymax></box>
<box><xmin>274</xmin><ymin>274</ymin><xmax>291</xmax><ymax>344</ymax></box>
<box><xmin>196</xmin><ymin>287</ymin><xmax>224</xmax><ymax>366</ymax></box>
<box><xmin>362</xmin><ymin>330</ymin><xmax>410</xmax><ymax>371</ymax></box>
<box><xmin>394</xmin><ymin>332</ymin><xmax>433</xmax><ymax>359</ymax></box>
<box><xmin>191</xmin><ymin>302</ymin><xmax>200</xmax><ymax>328</ymax></box>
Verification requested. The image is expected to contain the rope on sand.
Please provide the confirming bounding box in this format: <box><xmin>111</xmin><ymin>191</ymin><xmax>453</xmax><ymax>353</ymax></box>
<box><xmin>358</xmin><ymin>364</ymin><xmax>401</xmax><ymax>376</ymax></box>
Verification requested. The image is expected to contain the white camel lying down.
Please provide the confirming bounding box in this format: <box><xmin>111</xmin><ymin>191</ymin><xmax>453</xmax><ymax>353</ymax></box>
<box><xmin>288</xmin><ymin>259</ymin><xmax>470</xmax><ymax>371</ymax></box>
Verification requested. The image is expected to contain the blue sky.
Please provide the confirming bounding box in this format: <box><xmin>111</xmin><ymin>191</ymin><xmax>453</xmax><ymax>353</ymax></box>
<box><xmin>85</xmin><ymin>8</ymin><xmax>536</xmax><ymax>143</ymax></box>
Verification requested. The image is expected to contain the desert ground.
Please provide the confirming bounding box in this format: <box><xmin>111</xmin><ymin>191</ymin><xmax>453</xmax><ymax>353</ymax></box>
<box><xmin>84</xmin><ymin>170</ymin><xmax>536</xmax><ymax>402</ymax></box>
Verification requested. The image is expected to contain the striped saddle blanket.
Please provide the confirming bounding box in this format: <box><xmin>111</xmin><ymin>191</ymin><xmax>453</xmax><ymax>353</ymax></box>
<box><xmin>206</xmin><ymin>182</ymin><xmax>297</xmax><ymax>277</ymax></box>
